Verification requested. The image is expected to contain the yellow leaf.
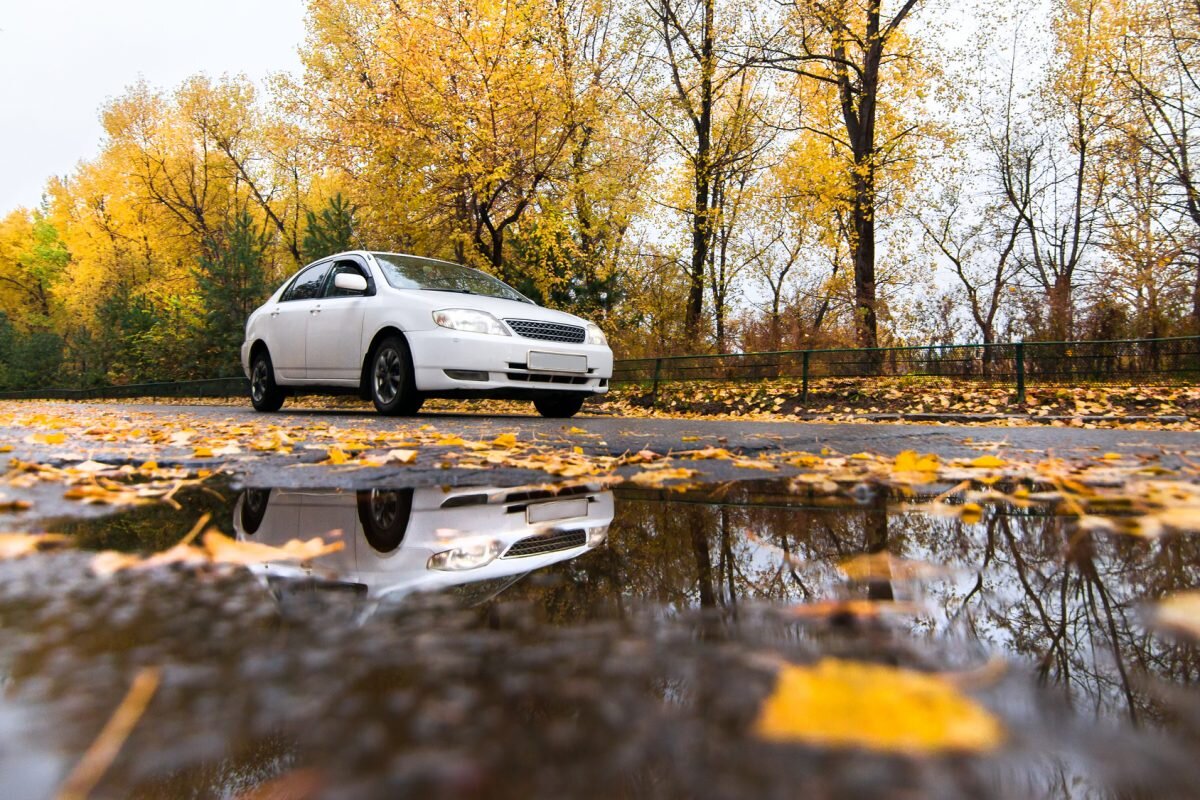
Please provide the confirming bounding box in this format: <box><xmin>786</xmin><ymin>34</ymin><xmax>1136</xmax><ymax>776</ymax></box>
<box><xmin>968</xmin><ymin>455</ymin><xmax>1006</xmax><ymax>469</ymax></box>
<box><xmin>33</xmin><ymin>433</ymin><xmax>66</xmax><ymax>445</ymax></box>
<box><xmin>573</xmin><ymin>446</ymin><xmax>583</xmax><ymax>455</ymax></box>
<box><xmin>753</xmin><ymin>659</ymin><xmax>1004</xmax><ymax>754</ymax></box>
<box><xmin>838</xmin><ymin>552</ymin><xmax>948</xmax><ymax>582</ymax></box>
<box><xmin>568</xmin><ymin>426</ymin><xmax>586</xmax><ymax>434</ymax></box>
<box><xmin>1152</xmin><ymin>591</ymin><xmax>1200</xmax><ymax>638</ymax></box>
<box><xmin>0</xmin><ymin>445</ymin><xmax>12</xmax><ymax>453</ymax></box>
<box><xmin>0</xmin><ymin>533</ymin><xmax>70</xmax><ymax>559</ymax></box>
<box><xmin>681</xmin><ymin>436</ymin><xmax>700</xmax><ymax>442</ymax></box>
<box><xmin>1156</xmin><ymin>507</ymin><xmax>1200</xmax><ymax>532</ymax></box>
<box><xmin>959</xmin><ymin>502</ymin><xmax>984</xmax><ymax>524</ymax></box>
<box><xmin>324</xmin><ymin>447</ymin><xmax>350</xmax><ymax>465</ymax></box>
<box><xmin>138</xmin><ymin>461</ymin><xmax>158</xmax><ymax>472</ymax></box>
<box><xmin>894</xmin><ymin>450</ymin><xmax>939</xmax><ymax>474</ymax></box>
<box><xmin>491</xmin><ymin>433</ymin><xmax>518</xmax><ymax>448</ymax></box>
<box><xmin>193</xmin><ymin>446</ymin><xmax>214</xmax><ymax>458</ymax></box>
<box><xmin>201</xmin><ymin>530</ymin><xmax>343</xmax><ymax>565</ymax></box>
<box><xmin>1100</xmin><ymin>452</ymin><xmax>1122</xmax><ymax>461</ymax></box>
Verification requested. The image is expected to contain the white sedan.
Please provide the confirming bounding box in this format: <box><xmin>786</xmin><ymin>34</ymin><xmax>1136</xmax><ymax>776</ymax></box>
<box><xmin>240</xmin><ymin>251</ymin><xmax>613</xmax><ymax>417</ymax></box>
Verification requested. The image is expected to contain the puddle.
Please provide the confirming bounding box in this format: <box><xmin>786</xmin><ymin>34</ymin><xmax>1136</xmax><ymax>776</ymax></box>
<box><xmin>3</xmin><ymin>479</ymin><xmax>1200</xmax><ymax>798</ymax></box>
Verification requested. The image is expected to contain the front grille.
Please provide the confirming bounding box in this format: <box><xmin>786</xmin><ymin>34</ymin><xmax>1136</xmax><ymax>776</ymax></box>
<box><xmin>502</xmin><ymin>529</ymin><xmax>587</xmax><ymax>558</ymax></box>
<box><xmin>506</xmin><ymin>372</ymin><xmax>590</xmax><ymax>385</ymax></box>
<box><xmin>504</xmin><ymin>319</ymin><xmax>586</xmax><ymax>343</ymax></box>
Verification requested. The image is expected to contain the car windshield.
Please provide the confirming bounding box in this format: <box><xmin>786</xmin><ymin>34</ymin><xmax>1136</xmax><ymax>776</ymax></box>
<box><xmin>371</xmin><ymin>253</ymin><xmax>530</xmax><ymax>303</ymax></box>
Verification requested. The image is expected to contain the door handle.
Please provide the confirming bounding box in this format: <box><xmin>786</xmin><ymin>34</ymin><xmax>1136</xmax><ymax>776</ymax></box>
<box><xmin>269</xmin><ymin>310</ymin><xmax>279</xmax><ymax>317</ymax></box>
<box><xmin>310</xmin><ymin>308</ymin><xmax>321</xmax><ymax>315</ymax></box>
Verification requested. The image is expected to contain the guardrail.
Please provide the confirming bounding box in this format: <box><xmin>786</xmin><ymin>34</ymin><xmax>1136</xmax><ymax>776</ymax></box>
<box><xmin>0</xmin><ymin>336</ymin><xmax>1195</xmax><ymax>404</ymax></box>
<box><xmin>611</xmin><ymin>336</ymin><xmax>1200</xmax><ymax>404</ymax></box>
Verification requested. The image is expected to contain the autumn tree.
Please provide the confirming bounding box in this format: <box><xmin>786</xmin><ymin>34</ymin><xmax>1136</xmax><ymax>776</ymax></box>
<box><xmin>755</xmin><ymin>0</ymin><xmax>926</xmax><ymax>349</ymax></box>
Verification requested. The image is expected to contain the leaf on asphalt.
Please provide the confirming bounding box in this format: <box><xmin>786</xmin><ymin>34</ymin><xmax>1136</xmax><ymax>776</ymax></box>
<box><xmin>322</xmin><ymin>447</ymin><xmax>351</xmax><ymax>465</ymax></box>
<box><xmin>627</xmin><ymin>467</ymin><xmax>698</xmax><ymax>487</ymax></box>
<box><xmin>967</xmin><ymin>455</ymin><xmax>1007</xmax><ymax>469</ymax></box>
<box><xmin>753</xmin><ymin>658</ymin><xmax>1004</xmax><ymax>754</ymax></box>
<box><xmin>733</xmin><ymin>457</ymin><xmax>776</xmax><ymax>470</ymax></box>
<box><xmin>30</xmin><ymin>432</ymin><xmax>66</xmax><ymax>445</ymax></box>
<box><xmin>0</xmin><ymin>532</ymin><xmax>70</xmax><ymax>559</ymax></box>
<box><xmin>492</xmin><ymin>432</ymin><xmax>519</xmax><ymax>448</ymax></box>
<box><xmin>385</xmin><ymin>449</ymin><xmax>418</xmax><ymax>464</ymax></box>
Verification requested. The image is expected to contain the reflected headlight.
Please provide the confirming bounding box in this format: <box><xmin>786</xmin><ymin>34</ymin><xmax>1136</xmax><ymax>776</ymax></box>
<box><xmin>585</xmin><ymin>322</ymin><xmax>608</xmax><ymax>346</ymax></box>
<box><xmin>432</xmin><ymin>309</ymin><xmax>510</xmax><ymax>336</ymax></box>
<box><xmin>586</xmin><ymin>524</ymin><xmax>610</xmax><ymax>547</ymax></box>
<box><xmin>428</xmin><ymin>539</ymin><xmax>504</xmax><ymax>571</ymax></box>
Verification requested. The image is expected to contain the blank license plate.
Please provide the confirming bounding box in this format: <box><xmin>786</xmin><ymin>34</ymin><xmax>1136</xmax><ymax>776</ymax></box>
<box><xmin>527</xmin><ymin>351</ymin><xmax>587</xmax><ymax>373</ymax></box>
<box><xmin>526</xmin><ymin>497</ymin><xmax>589</xmax><ymax>523</ymax></box>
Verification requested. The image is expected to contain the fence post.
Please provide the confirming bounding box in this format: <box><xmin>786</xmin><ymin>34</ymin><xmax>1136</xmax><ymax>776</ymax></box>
<box><xmin>651</xmin><ymin>358</ymin><xmax>663</xmax><ymax>407</ymax></box>
<box><xmin>1015</xmin><ymin>341</ymin><xmax>1026</xmax><ymax>405</ymax></box>
<box><xmin>801</xmin><ymin>350</ymin><xmax>810</xmax><ymax>404</ymax></box>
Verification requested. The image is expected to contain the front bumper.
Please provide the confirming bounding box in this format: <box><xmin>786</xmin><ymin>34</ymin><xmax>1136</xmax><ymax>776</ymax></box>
<box><xmin>405</xmin><ymin>329</ymin><xmax>613</xmax><ymax>394</ymax></box>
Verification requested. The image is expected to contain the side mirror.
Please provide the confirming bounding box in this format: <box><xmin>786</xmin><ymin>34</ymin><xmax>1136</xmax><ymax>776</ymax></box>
<box><xmin>333</xmin><ymin>273</ymin><xmax>368</xmax><ymax>293</ymax></box>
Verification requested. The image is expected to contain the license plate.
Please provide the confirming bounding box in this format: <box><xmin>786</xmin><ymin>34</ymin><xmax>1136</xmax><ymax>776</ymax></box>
<box><xmin>527</xmin><ymin>351</ymin><xmax>587</xmax><ymax>373</ymax></box>
<box><xmin>526</xmin><ymin>497</ymin><xmax>589</xmax><ymax>523</ymax></box>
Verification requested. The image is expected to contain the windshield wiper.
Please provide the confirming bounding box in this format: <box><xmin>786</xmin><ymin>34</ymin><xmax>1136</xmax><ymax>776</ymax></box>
<box><xmin>424</xmin><ymin>287</ymin><xmax>476</xmax><ymax>295</ymax></box>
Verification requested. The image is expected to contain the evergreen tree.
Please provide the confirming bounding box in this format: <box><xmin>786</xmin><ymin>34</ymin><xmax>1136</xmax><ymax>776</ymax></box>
<box><xmin>300</xmin><ymin>194</ymin><xmax>359</xmax><ymax>262</ymax></box>
<box><xmin>194</xmin><ymin>212</ymin><xmax>272</xmax><ymax>373</ymax></box>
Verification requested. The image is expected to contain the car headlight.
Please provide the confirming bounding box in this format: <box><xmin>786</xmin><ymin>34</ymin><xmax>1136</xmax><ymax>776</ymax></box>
<box><xmin>586</xmin><ymin>524</ymin><xmax>609</xmax><ymax>547</ymax></box>
<box><xmin>432</xmin><ymin>309</ymin><xmax>511</xmax><ymax>336</ymax></box>
<box><xmin>427</xmin><ymin>539</ymin><xmax>504</xmax><ymax>571</ymax></box>
<box><xmin>585</xmin><ymin>322</ymin><xmax>608</xmax><ymax>346</ymax></box>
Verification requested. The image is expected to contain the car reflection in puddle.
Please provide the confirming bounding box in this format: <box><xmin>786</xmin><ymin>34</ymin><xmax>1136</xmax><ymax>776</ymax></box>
<box><xmin>234</xmin><ymin>484</ymin><xmax>613</xmax><ymax>622</ymax></box>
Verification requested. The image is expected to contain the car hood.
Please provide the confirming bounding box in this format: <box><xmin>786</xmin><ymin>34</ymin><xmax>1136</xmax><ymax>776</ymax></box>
<box><xmin>392</xmin><ymin>290</ymin><xmax>591</xmax><ymax>327</ymax></box>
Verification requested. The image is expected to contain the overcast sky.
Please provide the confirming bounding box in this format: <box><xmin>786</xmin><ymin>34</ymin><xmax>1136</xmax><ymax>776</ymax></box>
<box><xmin>0</xmin><ymin>1</ymin><xmax>307</xmax><ymax>213</ymax></box>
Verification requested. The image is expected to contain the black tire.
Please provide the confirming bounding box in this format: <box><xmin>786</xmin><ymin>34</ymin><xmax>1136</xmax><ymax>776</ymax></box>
<box><xmin>533</xmin><ymin>394</ymin><xmax>587</xmax><ymax>419</ymax></box>
<box><xmin>356</xmin><ymin>488</ymin><xmax>414</xmax><ymax>553</ymax></box>
<box><xmin>239</xmin><ymin>489</ymin><xmax>271</xmax><ymax>535</ymax></box>
<box><xmin>250</xmin><ymin>350</ymin><xmax>286</xmax><ymax>412</ymax></box>
<box><xmin>368</xmin><ymin>335</ymin><xmax>423</xmax><ymax>416</ymax></box>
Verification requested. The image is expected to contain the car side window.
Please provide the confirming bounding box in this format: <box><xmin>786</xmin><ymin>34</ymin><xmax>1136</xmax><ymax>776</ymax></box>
<box><xmin>280</xmin><ymin>262</ymin><xmax>332</xmax><ymax>302</ymax></box>
<box><xmin>323</xmin><ymin>260</ymin><xmax>374</xmax><ymax>299</ymax></box>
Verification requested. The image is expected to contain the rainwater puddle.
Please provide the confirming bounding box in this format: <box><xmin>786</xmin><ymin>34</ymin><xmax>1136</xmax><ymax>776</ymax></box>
<box><xmin>2</xmin><ymin>479</ymin><xmax>1199</xmax><ymax>798</ymax></box>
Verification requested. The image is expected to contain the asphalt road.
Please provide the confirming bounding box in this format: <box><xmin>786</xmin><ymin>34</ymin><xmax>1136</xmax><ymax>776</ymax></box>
<box><xmin>4</xmin><ymin>401</ymin><xmax>1199</xmax><ymax>524</ymax></box>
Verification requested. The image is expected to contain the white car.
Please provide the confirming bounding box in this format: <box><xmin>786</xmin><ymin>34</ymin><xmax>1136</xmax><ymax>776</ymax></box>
<box><xmin>240</xmin><ymin>251</ymin><xmax>613</xmax><ymax>418</ymax></box>
<box><xmin>233</xmin><ymin>484</ymin><xmax>613</xmax><ymax>621</ymax></box>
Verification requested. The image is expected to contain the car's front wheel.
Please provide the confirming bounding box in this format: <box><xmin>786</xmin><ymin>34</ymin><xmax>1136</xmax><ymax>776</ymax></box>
<box><xmin>250</xmin><ymin>350</ymin><xmax>286</xmax><ymax>412</ymax></box>
<box><xmin>533</xmin><ymin>394</ymin><xmax>587</xmax><ymax>419</ymax></box>
<box><xmin>370</xmin><ymin>335</ymin><xmax>423</xmax><ymax>416</ymax></box>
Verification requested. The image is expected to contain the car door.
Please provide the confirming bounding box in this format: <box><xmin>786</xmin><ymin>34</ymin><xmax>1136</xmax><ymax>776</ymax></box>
<box><xmin>268</xmin><ymin>261</ymin><xmax>331</xmax><ymax>380</ymax></box>
<box><xmin>305</xmin><ymin>257</ymin><xmax>374</xmax><ymax>383</ymax></box>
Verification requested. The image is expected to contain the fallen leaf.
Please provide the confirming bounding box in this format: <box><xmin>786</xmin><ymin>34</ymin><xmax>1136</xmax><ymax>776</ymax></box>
<box><xmin>385</xmin><ymin>449</ymin><xmax>418</xmax><ymax>464</ymax></box>
<box><xmin>201</xmin><ymin>530</ymin><xmax>344</xmax><ymax>564</ymax></box>
<box><xmin>0</xmin><ymin>532</ymin><xmax>70</xmax><ymax>559</ymax></box>
<box><xmin>753</xmin><ymin>659</ymin><xmax>1004</xmax><ymax>753</ymax></box>
<box><xmin>1151</xmin><ymin>591</ymin><xmax>1200</xmax><ymax>639</ymax></box>
<box><xmin>968</xmin><ymin>455</ymin><xmax>1006</xmax><ymax>469</ymax></box>
<box><xmin>838</xmin><ymin>552</ymin><xmax>949</xmax><ymax>582</ymax></box>
<box><xmin>492</xmin><ymin>433</ymin><xmax>518</xmax><ymax>448</ymax></box>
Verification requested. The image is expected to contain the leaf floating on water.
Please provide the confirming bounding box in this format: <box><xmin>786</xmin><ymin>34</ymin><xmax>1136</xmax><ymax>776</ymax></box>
<box><xmin>787</xmin><ymin>599</ymin><xmax>920</xmax><ymax>620</ymax></box>
<box><xmin>1150</xmin><ymin>591</ymin><xmax>1200</xmax><ymax>639</ymax></box>
<box><xmin>201</xmin><ymin>530</ymin><xmax>344</xmax><ymax>565</ymax></box>
<box><xmin>0</xmin><ymin>532</ymin><xmax>70</xmax><ymax>559</ymax></box>
<box><xmin>753</xmin><ymin>659</ymin><xmax>1004</xmax><ymax>754</ymax></box>
<box><xmin>838</xmin><ymin>552</ymin><xmax>950</xmax><ymax>582</ymax></box>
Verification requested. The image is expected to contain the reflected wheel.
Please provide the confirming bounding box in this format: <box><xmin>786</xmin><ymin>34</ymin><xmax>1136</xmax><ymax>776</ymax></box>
<box><xmin>357</xmin><ymin>488</ymin><xmax>414</xmax><ymax>552</ymax></box>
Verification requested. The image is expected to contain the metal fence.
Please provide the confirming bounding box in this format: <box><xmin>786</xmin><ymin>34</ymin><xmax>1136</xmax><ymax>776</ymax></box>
<box><xmin>0</xmin><ymin>336</ymin><xmax>1195</xmax><ymax>403</ymax></box>
<box><xmin>611</xmin><ymin>336</ymin><xmax>1200</xmax><ymax>403</ymax></box>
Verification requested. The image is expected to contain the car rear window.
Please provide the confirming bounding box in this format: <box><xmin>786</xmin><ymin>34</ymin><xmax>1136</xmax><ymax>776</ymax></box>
<box><xmin>372</xmin><ymin>253</ymin><xmax>530</xmax><ymax>303</ymax></box>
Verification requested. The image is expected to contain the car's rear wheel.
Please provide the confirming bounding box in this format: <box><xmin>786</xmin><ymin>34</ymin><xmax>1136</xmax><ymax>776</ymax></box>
<box><xmin>370</xmin><ymin>335</ymin><xmax>423</xmax><ymax>416</ymax></box>
<box><xmin>533</xmin><ymin>394</ymin><xmax>587</xmax><ymax>419</ymax></box>
<box><xmin>250</xmin><ymin>350</ymin><xmax>286</xmax><ymax>412</ymax></box>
